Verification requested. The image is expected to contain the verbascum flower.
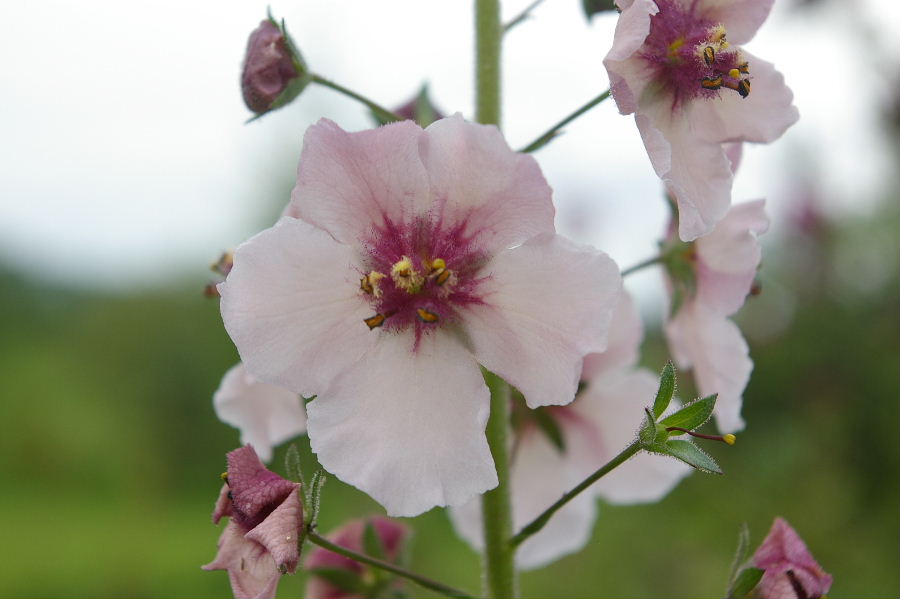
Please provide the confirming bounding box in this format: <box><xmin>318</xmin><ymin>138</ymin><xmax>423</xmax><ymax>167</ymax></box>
<box><xmin>665</xmin><ymin>199</ymin><xmax>769</xmax><ymax>433</ymax></box>
<box><xmin>203</xmin><ymin>445</ymin><xmax>303</xmax><ymax>599</ymax></box>
<box><xmin>213</xmin><ymin>363</ymin><xmax>307</xmax><ymax>463</ymax></box>
<box><xmin>305</xmin><ymin>517</ymin><xmax>409</xmax><ymax>599</ymax></box>
<box><xmin>220</xmin><ymin>115</ymin><xmax>622</xmax><ymax>516</ymax></box>
<box><xmin>604</xmin><ymin>0</ymin><xmax>797</xmax><ymax>241</ymax></box>
<box><xmin>753</xmin><ymin>517</ymin><xmax>833</xmax><ymax>599</ymax></box>
<box><xmin>449</xmin><ymin>291</ymin><xmax>690</xmax><ymax>569</ymax></box>
<box><xmin>241</xmin><ymin>19</ymin><xmax>308</xmax><ymax>115</ymax></box>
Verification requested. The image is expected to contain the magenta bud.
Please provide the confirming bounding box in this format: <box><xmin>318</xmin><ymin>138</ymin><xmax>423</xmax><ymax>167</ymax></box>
<box><xmin>753</xmin><ymin>517</ymin><xmax>833</xmax><ymax>599</ymax></box>
<box><xmin>241</xmin><ymin>18</ymin><xmax>308</xmax><ymax>115</ymax></box>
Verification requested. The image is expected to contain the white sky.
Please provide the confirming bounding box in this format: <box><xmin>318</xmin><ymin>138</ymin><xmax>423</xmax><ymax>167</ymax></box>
<box><xmin>0</xmin><ymin>0</ymin><xmax>897</xmax><ymax>294</ymax></box>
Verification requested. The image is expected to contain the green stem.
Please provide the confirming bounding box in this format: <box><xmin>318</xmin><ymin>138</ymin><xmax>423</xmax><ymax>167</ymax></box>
<box><xmin>519</xmin><ymin>89</ymin><xmax>611</xmax><ymax>153</ymax></box>
<box><xmin>310</xmin><ymin>74</ymin><xmax>405</xmax><ymax>123</ymax></box>
<box><xmin>621</xmin><ymin>255</ymin><xmax>663</xmax><ymax>277</ymax></box>
<box><xmin>509</xmin><ymin>441</ymin><xmax>642</xmax><ymax>548</ymax></box>
<box><xmin>305</xmin><ymin>530</ymin><xmax>476</xmax><ymax>599</ymax></box>
<box><xmin>475</xmin><ymin>0</ymin><xmax>502</xmax><ymax>127</ymax></box>
<box><xmin>503</xmin><ymin>0</ymin><xmax>546</xmax><ymax>32</ymax></box>
<box><xmin>481</xmin><ymin>371</ymin><xmax>517</xmax><ymax>599</ymax></box>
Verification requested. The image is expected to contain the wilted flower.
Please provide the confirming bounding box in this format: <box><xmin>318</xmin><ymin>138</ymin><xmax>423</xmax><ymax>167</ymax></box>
<box><xmin>753</xmin><ymin>517</ymin><xmax>833</xmax><ymax>599</ymax></box>
<box><xmin>604</xmin><ymin>0</ymin><xmax>797</xmax><ymax>241</ymax></box>
<box><xmin>203</xmin><ymin>445</ymin><xmax>303</xmax><ymax>599</ymax></box>
<box><xmin>220</xmin><ymin>115</ymin><xmax>622</xmax><ymax>516</ymax></box>
<box><xmin>665</xmin><ymin>199</ymin><xmax>769</xmax><ymax>432</ymax></box>
<box><xmin>449</xmin><ymin>291</ymin><xmax>690</xmax><ymax>569</ymax></box>
<box><xmin>241</xmin><ymin>19</ymin><xmax>308</xmax><ymax>115</ymax></box>
<box><xmin>305</xmin><ymin>517</ymin><xmax>409</xmax><ymax>599</ymax></box>
<box><xmin>213</xmin><ymin>363</ymin><xmax>307</xmax><ymax>463</ymax></box>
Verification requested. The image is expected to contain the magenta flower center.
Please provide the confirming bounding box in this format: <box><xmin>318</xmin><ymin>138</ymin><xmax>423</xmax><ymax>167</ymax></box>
<box><xmin>358</xmin><ymin>217</ymin><xmax>487</xmax><ymax>341</ymax></box>
<box><xmin>640</xmin><ymin>0</ymin><xmax>752</xmax><ymax>106</ymax></box>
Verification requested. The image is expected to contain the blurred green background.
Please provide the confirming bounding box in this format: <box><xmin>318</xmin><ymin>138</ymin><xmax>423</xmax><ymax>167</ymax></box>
<box><xmin>1</xmin><ymin>183</ymin><xmax>897</xmax><ymax>598</ymax></box>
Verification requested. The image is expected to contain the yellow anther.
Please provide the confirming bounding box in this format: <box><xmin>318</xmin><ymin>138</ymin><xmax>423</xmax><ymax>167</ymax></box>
<box><xmin>364</xmin><ymin>313</ymin><xmax>387</xmax><ymax>330</ymax></box>
<box><xmin>220</xmin><ymin>471</ymin><xmax>229</xmax><ymax>481</ymax></box>
<box><xmin>723</xmin><ymin>434</ymin><xmax>736</xmax><ymax>446</ymax></box>
<box><xmin>667</xmin><ymin>37</ymin><xmax>685</xmax><ymax>61</ymax></box>
<box><xmin>430</xmin><ymin>258</ymin><xmax>446</xmax><ymax>271</ymax></box>
<box><xmin>701</xmin><ymin>76</ymin><xmax>723</xmax><ymax>90</ymax></box>
<box><xmin>737</xmin><ymin>61</ymin><xmax>749</xmax><ymax>74</ymax></box>
<box><xmin>391</xmin><ymin>256</ymin><xmax>424</xmax><ymax>293</ymax></box>
<box><xmin>703</xmin><ymin>46</ymin><xmax>716</xmax><ymax>66</ymax></box>
<box><xmin>737</xmin><ymin>79</ymin><xmax>750</xmax><ymax>98</ymax></box>
<box><xmin>416</xmin><ymin>308</ymin><xmax>440</xmax><ymax>324</ymax></box>
<box><xmin>728</xmin><ymin>68</ymin><xmax>741</xmax><ymax>79</ymax></box>
<box><xmin>360</xmin><ymin>271</ymin><xmax>386</xmax><ymax>297</ymax></box>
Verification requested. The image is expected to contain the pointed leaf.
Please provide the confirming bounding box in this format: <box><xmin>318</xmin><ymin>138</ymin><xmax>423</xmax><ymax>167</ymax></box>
<box><xmin>661</xmin><ymin>394</ymin><xmax>717</xmax><ymax>432</ymax></box>
<box><xmin>363</xmin><ymin>520</ymin><xmax>388</xmax><ymax>562</ymax></box>
<box><xmin>639</xmin><ymin>408</ymin><xmax>658</xmax><ymax>446</ymax></box>
<box><xmin>661</xmin><ymin>439</ymin><xmax>722</xmax><ymax>474</ymax></box>
<box><xmin>728</xmin><ymin>567</ymin><xmax>765</xmax><ymax>598</ymax></box>
<box><xmin>727</xmin><ymin>522</ymin><xmax>752</xmax><ymax>589</ymax></box>
<box><xmin>308</xmin><ymin>568</ymin><xmax>367</xmax><ymax>594</ymax></box>
<box><xmin>653</xmin><ymin>361</ymin><xmax>677</xmax><ymax>418</ymax></box>
<box><xmin>284</xmin><ymin>443</ymin><xmax>304</xmax><ymax>484</ymax></box>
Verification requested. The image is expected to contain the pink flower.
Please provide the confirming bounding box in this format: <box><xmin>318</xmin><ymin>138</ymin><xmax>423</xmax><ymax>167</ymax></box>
<box><xmin>753</xmin><ymin>517</ymin><xmax>833</xmax><ymax>599</ymax></box>
<box><xmin>220</xmin><ymin>115</ymin><xmax>622</xmax><ymax>517</ymax></box>
<box><xmin>665</xmin><ymin>199</ymin><xmax>769</xmax><ymax>432</ymax></box>
<box><xmin>241</xmin><ymin>19</ymin><xmax>306</xmax><ymax>115</ymax></box>
<box><xmin>449</xmin><ymin>291</ymin><xmax>690</xmax><ymax>569</ymax></box>
<box><xmin>305</xmin><ymin>517</ymin><xmax>409</xmax><ymax>599</ymax></box>
<box><xmin>203</xmin><ymin>445</ymin><xmax>303</xmax><ymax>599</ymax></box>
<box><xmin>604</xmin><ymin>0</ymin><xmax>797</xmax><ymax>241</ymax></box>
<box><xmin>213</xmin><ymin>363</ymin><xmax>307</xmax><ymax>463</ymax></box>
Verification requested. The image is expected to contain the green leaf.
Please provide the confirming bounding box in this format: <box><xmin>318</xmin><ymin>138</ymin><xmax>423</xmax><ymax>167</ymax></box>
<box><xmin>363</xmin><ymin>520</ymin><xmax>387</xmax><ymax>562</ymax></box>
<box><xmin>638</xmin><ymin>408</ymin><xmax>657</xmax><ymax>446</ymax></box>
<box><xmin>284</xmin><ymin>443</ymin><xmax>304</xmax><ymax>485</ymax></box>
<box><xmin>533</xmin><ymin>407</ymin><xmax>566</xmax><ymax>453</ymax></box>
<box><xmin>659</xmin><ymin>439</ymin><xmax>722</xmax><ymax>474</ymax></box>
<box><xmin>728</xmin><ymin>567</ymin><xmax>765</xmax><ymax>598</ymax></box>
<box><xmin>307</xmin><ymin>469</ymin><xmax>327</xmax><ymax>527</ymax></box>
<box><xmin>582</xmin><ymin>0</ymin><xmax>617</xmax><ymax>20</ymax></box>
<box><xmin>660</xmin><ymin>394</ymin><xmax>717</xmax><ymax>432</ymax></box>
<box><xmin>307</xmin><ymin>568</ymin><xmax>367</xmax><ymax>594</ymax></box>
<box><xmin>726</xmin><ymin>522</ymin><xmax>752</xmax><ymax>590</ymax></box>
<box><xmin>653</xmin><ymin>361</ymin><xmax>677</xmax><ymax>418</ymax></box>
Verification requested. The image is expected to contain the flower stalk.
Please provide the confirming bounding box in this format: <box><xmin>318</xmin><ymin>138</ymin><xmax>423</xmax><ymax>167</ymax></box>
<box><xmin>305</xmin><ymin>530</ymin><xmax>476</xmax><ymax>599</ymax></box>
<box><xmin>519</xmin><ymin>89</ymin><xmax>611</xmax><ymax>153</ymax></box>
<box><xmin>310</xmin><ymin>74</ymin><xmax>405</xmax><ymax>123</ymax></box>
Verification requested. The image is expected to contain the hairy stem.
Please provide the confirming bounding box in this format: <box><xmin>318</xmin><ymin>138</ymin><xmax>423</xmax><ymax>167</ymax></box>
<box><xmin>621</xmin><ymin>255</ymin><xmax>664</xmax><ymax>277</ymax></box>
<box><xmin>475</xmin><ymin>0</ymin><xmax>502</xmax><ymax>127</ymax></box>
<box><xmin>510</xmin><ymin>441</ymin><xmax>642</xmax><ymax>548</ymax></box>
<box><xmin>519</xmin><ymin>89</ymin><xmax>611</xmax><ymax>153</ymax></box>
<box><xmin>310</xmin><ymin>74</ymin><xmax>405</xmax><ymax>123</ymax></box>
<box><xmin>305</xmin><ymin>530</ymin><xmax>475</xmax><ymax>599</ymax></box>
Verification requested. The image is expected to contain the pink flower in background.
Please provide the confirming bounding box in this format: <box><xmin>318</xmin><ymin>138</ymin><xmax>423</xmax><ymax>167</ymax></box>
<box><xmin>305</xmin><ymin>517</ymin><xmax>409</xmax><ymax>599</ymax></box>
<box><xmin>213</xmin><ymin>363</ymin><xmax>307</xmax><ymax>463</ymax></box>
<box><xmin>450</xmin><ymin>291</ymin><xmax>690</xmax><ymax>569</ymax></box>
<box><xmin>665</xmin><ymin>199</ymin><xmax>769</xmax><ymax>433</ymax></box>
<box><xmin>203</xmin><ymin>445</ymin><xmax>303</xmax><ymax>599</ymax></box>
<box><xmin>220</xmin><ymin>115</ymin><xmax>622</xmax><ymax>517</ymax></box>
<box><xmin>753</xmin><ymin>517</ymin><xmax>833</xmax><ymax>599</ymax></box>
<box><xmin>604</xmin><ymin>0</ymin><xmax>797</xmax><ymax>241</ymax></box>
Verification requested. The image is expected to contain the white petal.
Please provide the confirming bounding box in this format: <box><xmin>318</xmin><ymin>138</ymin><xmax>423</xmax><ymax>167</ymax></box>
<box><xmin>637</xmin><ymin>106</ymin><xmax>734</xmax><ymax>241</ymax></box>
<box><xmin>288</xmin><ymin>119</ymin><xmax>431</xmax><ymax>246</ymax></box>
<box><xmin>696</xmin><ymin>200</ymin><xmax>769</xmax><ymax>315</ymax></box>
<box><xmin>448</xmin><ymin>429</ymin><xmax>598</xmax><ymax>571</ymax></box>
<box><xmin>213</xmin><ymin>364</ymin><xmax>307</xmax><ymax>463</ymax></box>
<box><xmin>307</xmin><ymin>332</ymin><xmax>497</xmax><ymax>517</ymax></box>
<box><xmin>420</xmin><ymin>115</ymin><xmax>555</xmax><ymax>253</ymax></box>
<box><xmin>220</xmin><ymin>217</ymin><xmax>376</xmax><ymax>396</ymax></box>
<box><xmin>692</xmin><ymin>53</ymin><xmax>799</xmax><ymax>144</ymax></box>
<box><xmin>603</xmin><ymin>0</ymin><xmax>659</xmax><ymax>115</ymax></box>
<box><xmin>665</xmin><ymin>306</ymin><xmax>751</xmax><ymax>433</ymax></box>
<box><xmin>699</xmin><ymin>0</ymin><xmax>774</xmax><ymax>45</ymax></box>
<box><xmin>464</xmin><ymin>234</ymin><xmax>622</xmax><ymax>409</ymax></box>
<box><xmin>573</xmin><ymin>370</ymin><xmax>692</xmax><ymax>503</ymax></box>
<box><xmin>581</xmin><ymin>289</ymin><xmax>644</xmax><ymax>380</ymax></box>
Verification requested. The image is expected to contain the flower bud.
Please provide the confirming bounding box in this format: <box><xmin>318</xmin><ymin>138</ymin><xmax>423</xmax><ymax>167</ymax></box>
<box><xmin>241</xmin><ymin>18</ymin><xmax>309</xmax><ymax>116</ymax></box>
<box><xmin>752</xmin><ymin>517</ymin><xmax>832</xmax><ymax>599</ymax></box>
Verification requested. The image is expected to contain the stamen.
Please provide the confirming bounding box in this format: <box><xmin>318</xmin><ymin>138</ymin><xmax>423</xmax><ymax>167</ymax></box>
<box><xmin>364</xmin><ymin>313</ymin><xmax>387</xmax><ymax>329</ymax></box>
<box><xmin>702</xmin><ymin>46</ymin><xmax>715</xmax><ymax>66</ymax></box>
<box><xmin>708</xmin><ymin>25</ymin><xmax>728</xmax><ymax>49</ymax></box>
<box><xmin>220</xmin><ymin>471</ymin><xmax>229</xmax><ymax>483</ymax></box>
<box><xmin>391</xmin><ymin>256</ymin><xmax>424</xmax><ymax>293</ymax></box>
<box><xmin>430</xmin><ymin>258</ymin><xmax>446</xmax><ymax>271</ymax></box>
<box><xmin>737</xmin><ymin>61</ymin><xmax>749</xmax><ymax>74</ymax></box>
<box><xmin>701</xmin><ymin>76</ymin><xmax>723</xmax><ymax>90</ymax></box>
<box><xmin>434</xmin><ymin>269</ymin><xmax>451</xmax><ymax>286</ymax></box>
<box><xmin>416</xmin><ymin>308</ymin><xmax>440</xmax><ymax>324</ymax></box>
<box><xmin>721</xmin><ymin>78</ymin><xmax>751</xmax><ymax>98</ymax></box>
<box><xmin>360</xmin><ymin>271</ymin><xmax>386</xmax><ymax>297</ymax></box>
<box><xmin>666</xmin><ymin>426</ymin><xmax>737</xmax><ymax>445</ymax></box>
<box><xmin>728</xmin><ymin>68</ymin><xmax>741</xmax><ymax>79</ymax></box>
